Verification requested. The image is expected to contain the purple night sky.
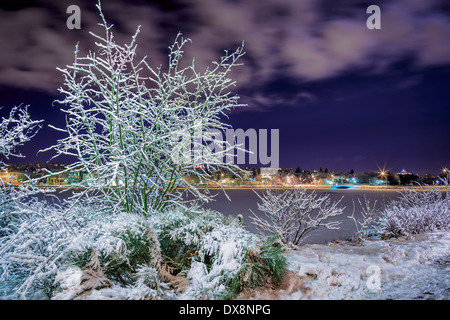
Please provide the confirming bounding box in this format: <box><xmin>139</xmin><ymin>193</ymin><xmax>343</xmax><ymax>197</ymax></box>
<box><xmin>0</xmin><ymin>0</ymin><xmax>449</xmax><ymax>174</ymax></box>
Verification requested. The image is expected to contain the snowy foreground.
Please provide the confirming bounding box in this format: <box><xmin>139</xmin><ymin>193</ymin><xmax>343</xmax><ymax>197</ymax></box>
<box><xmin>1</xmin><ymin>231</ymin><xmax>448</xmax><ymax>300</ymax></box>
<box><xmin>54</xmin><ymin>231</ymin><xmax>449</xmax><ymax>300</ymax></box>
<box><xmin>241</xmin><ymin>231</ymin><xmax>450</xmax><ymax>300</ymax></box>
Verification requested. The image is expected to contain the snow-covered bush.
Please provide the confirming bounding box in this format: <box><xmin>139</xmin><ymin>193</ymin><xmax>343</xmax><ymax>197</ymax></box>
<box><xmin>152</xmin><ymin>206</ymin><xmax>287</xmax><ymax>299</ymax></box>
<box><xmin>183</xmin><ymin>223</ymin><xmax>258</xmax><ymax>299</ymax></box>
<box><xmin>183</xmin><ymin>225</ymin><xmax>286</xmax><ymax>299</ymax></box>
<box><xmin>0</xmin><ymin>199</ymin><xmax>98</xmax><ymax>299</ymax></box>
<box><xmin>49</xmin><ymin>206</ymin><xmax>288</xmax><ymax>300</ymax></box>
<box><xmin>43</xmin><ymin>1</ymin><xmax>246</xmax><ymax>215</ymax></box>
<box><xmin>69</xmin><ymin>212</ymin><xmax>162</xmax><ymax>286</ymax></box>
<box><xmin>379</xmin><ymin>180</ymin><xmax>450</xmax><ymax>238</ymax></box>
<box><xmin>1</xmin><ymin>199</ymin><xmax>164</xmax><ymax>299</ymax></box>
<box><xmin>221</xmin><ymin>235</ymin><xmax>287</xmax><ymax>299</ymax></box>
<box><xmin>151</xmin><ymin>206</ymin><xmax>223</xmax><ymax>274</ymax></box>
<box><xmin>250</xmin><ymin>188</ymin><xmax>345</xmax><ymax>246</ymax></box>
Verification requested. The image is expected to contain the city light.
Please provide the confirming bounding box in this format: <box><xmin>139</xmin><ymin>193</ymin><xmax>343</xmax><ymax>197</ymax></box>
<box><xmin>443</xmin><ymin>168</ymin><xmax>449</xmax><ymax>181</ymax></box>
<box><xmin>378</xmin><ymin>169</ymin><xmax>388</xmax><ymax>186</ymax></box>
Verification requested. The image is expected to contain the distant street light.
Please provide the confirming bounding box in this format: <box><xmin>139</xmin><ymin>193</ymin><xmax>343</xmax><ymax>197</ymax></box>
<box><xmin>443</xmin><ymin>168</ymin><xmax>449</xmax><ymax>182</ymax></box>
<box><xmin>379</xmin><ymin>170</ymin><xmax>388</xmax><ymax>186</ymax></box>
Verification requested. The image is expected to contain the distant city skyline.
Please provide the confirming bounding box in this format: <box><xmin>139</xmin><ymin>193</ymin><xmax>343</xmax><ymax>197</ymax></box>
<box><xmin>1</xmin><ymin>0</ymin><xmax>449</xmax><ymax>174</ymax></box>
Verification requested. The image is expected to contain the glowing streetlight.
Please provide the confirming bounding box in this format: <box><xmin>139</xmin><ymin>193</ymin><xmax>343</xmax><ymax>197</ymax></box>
<box><xmin>379</xmin><ymin>170</ymin><xmax>388</xmax><ymax>186</ymax></box>
<box><xmin>443</xmin><ymin>168</ymin><xmax>449</xmax><ymax>181</ymax></box>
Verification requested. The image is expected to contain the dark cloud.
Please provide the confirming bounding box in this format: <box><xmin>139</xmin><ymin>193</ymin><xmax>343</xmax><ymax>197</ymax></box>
<box><xmin>239</xmin><ymin>91</ymin><xmax>318</xmax><ymax>112</ymax></box>
<box><xmin>1</xmin><ymin>0</ymin><xmax>449</xmax><ymax>96</ymax></box>
<box><xmin>0</xmin><ymin>0</ymin><xmax>167</xmax><ymax>92</ymax></box>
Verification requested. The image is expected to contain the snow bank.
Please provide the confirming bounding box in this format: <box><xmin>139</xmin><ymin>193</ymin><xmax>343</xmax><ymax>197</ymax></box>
<box><xmin>265</xmin><ymin>231</ymin><xmax>449</xmax><ymax>300</ymax></box>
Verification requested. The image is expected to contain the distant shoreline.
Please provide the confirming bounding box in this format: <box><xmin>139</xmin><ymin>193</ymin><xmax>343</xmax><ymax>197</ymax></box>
<box><xmin>19</xmin><ymin>184</ymin><xmax>448</xmax><ymax>193</ymax></box>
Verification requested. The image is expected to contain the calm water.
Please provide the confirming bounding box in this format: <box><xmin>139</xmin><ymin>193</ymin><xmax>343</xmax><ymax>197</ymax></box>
<box><xmin>191</xmin><ymin>188</ymin><xmax>401</xmax><ymax>244</ymax></box>
<box><xmin>50</xmin><ymin>187</ymin><xmax>402</xmax><ymax>244</ymax></box>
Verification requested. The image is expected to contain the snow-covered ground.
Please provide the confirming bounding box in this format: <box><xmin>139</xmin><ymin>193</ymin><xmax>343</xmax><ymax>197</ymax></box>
<box><xmin>241</xmin><ymin>231</ymin><xmax>450</xmax><ymax>300</ymax></box>
<box><xmin>2</xmin><ymin>228</ymin><xmax>448</xmax><ymax>300</ymax></box>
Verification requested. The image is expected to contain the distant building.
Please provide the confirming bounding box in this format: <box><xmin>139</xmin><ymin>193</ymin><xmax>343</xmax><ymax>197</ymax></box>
<box><xmin>0</xmin><ymin>170</ymin><xmax>26</xmax><ymax>185</ymax></box>
<box><xmin>47</xmin><ymin>174</ymin><xmax>66</xmax><ymax>185</ymax></box>
<box><xmin>332</xmin><ymin>175</ymin><xmax>344</xmax><ymax>185</ymax></box>
<box><xmin>260</xmin><ymin>167</ymin><xmax>279</xmax><ymax>178</ymax></box>
<box><xmin>67</xmin><ymin>171</ymin><xmax>83</xmax><ymax>184</ymax></box>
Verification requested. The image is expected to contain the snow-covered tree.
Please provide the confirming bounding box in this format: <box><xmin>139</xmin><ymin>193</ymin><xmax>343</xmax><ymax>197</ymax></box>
<box><xmin>250</xmin><ymin>188</ymin><xmax>344</xmax><ymax>246</ymax></box>
<box><xmin>1</xmin><ymin>3</ymin><xmax>289</xmax><ymax>301</ymax></box>
<box><xmin>43</xmin><ymin>1</ymin><xmax>246</xmax><ymax>215</ymax></box>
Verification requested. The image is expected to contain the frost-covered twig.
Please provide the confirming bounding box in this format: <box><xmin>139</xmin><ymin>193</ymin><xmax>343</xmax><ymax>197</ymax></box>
<box><xmin>0</xmin><ymin>104</ymin><xmax>50</xmax><ymax>216</ymax></box>
<box><xmin>348</xmin><ymin>196</ymin><xmax>380</xmax><ymax>242</ymax></box>
<box><xmin>0</xmin><ymin>104</ymin><xmax>42</xmax><ymax>164</ymax></box>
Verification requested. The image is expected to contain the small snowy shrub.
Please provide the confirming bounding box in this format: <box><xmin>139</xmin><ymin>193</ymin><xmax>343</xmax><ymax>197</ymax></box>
<box><xmin>1</xmin><ymin>195</ymin><xmax>163</xmax><ymax>299</ymax></box>
<box><xmin>0</xmin><ymin>199</ymin><xmax>97</xmax><ymax>299</ymax></box>
<box><xmin>348</xmin><ymin>196</ymin><xmax>381</xmax><ymax>242</ymax></box>
<box><xmin>379</xmin><ymin>180</ymin><xmax>450</xmax><ymax>238</ymax></box>
<box><xmin>153</xmin><ymin>208</ymin><xmax>287</xmax><ymax>299</ymax></box>
<box><xmin>69</xmin><ymin>212</ymin><xmax>161</xmax><ymax>285</ymax></box>
<box><xmin>183</xmin><ymin>224</ymin><xmax>255</xmax><ymax>299</ymax></box>
<box><xmin>222</xmin><ymin>236</ymin><xmax>287</xmax><ymax>299</ymax></box>
<box><xmin>151</xmin><ymin>206</ymin><xmax>287</xmax><ymax>299</ymax></box>
<box><xmin>152</xmin><ymin>206</ymin><xmax>238</xmax><ymax>274</ymax></box>
<box><xmin>251</xmin><ymin>188</ymin><xmax>344</xmax><ymax>246</ymax></box>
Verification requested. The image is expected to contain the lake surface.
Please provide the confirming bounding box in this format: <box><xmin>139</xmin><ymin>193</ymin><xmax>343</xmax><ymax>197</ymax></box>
<box><xmin>193</xmin><ymin>188</ymin><xmax>401</xmax><ymax>244</ymax></box>
<box><xmin>50</xmin><ymin>187</ymin><xmax>402</xmax><ymax>244</ymax></box>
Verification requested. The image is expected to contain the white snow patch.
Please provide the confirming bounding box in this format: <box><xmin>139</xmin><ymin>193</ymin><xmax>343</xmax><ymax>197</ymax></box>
<box><xmin>280</xmin><ymin>231</ymin><xmax>450</xmax><ymax>300</ymax></box>
<box><xmin>54</xmin><ymin>267</ymin><xmax>83</xmax><ymax>291</ymax></box>
<box><xmin>83</xmin><ymin>285</ymin><xmax>159</xmax><ymax>300</ymax></box>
